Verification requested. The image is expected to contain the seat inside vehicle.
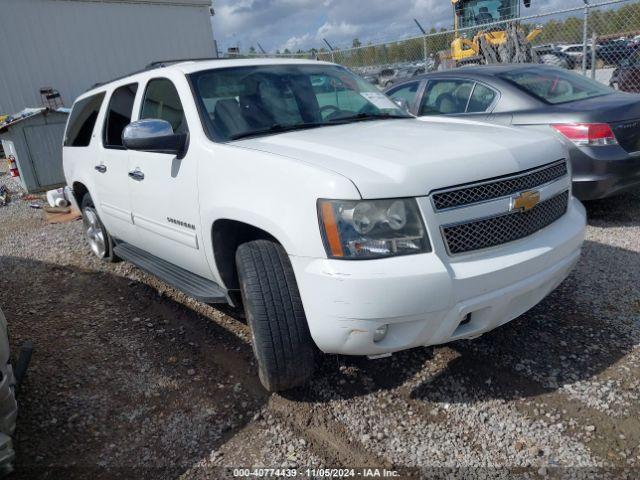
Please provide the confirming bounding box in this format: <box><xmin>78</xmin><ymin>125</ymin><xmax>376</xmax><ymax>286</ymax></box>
<box><xmin>213</xmin><ymin>98</ymin><xmax>249</xmax><ymax>139</ymax></box>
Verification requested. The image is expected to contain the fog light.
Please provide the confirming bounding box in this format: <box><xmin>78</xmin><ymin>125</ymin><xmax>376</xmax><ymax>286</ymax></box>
<box><xmin>373</xmin><ymin>324</ymin><xmax>388</xmax><ymax>342</ymax></box>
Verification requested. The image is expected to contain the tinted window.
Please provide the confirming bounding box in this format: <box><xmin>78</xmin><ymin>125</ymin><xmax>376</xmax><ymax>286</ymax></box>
<box><xmin>419</xmin><ymin>80</ymin><xmax>474</xmax><ymax>115</ymax></box>
<box><xmin>388</xmin><ymin>82</ymin><xmax>419</xmax><ymax>104</ymax></box>
<box><xmin>65</xmin><ymin>92</ymin><xmax>105</xmax><ymax>147</ymax></box>
<box><xmin>467</xmin><ymin>83</ymin><xmax>497</xmax><ymax>113</ymax></box>
<box><xmin>140</xmin><ymin>79</ymin><xmax>187</xmax><ymax>133</ymax></box>
<box><xmin>498</xmin><ymin>67</ymin><xmax>612</xmax><ymax>104</ymax></box>
<box><xmin>104</xmin><ymin>83</ymin><xmax>138</xmax><ymax>148</ymax></box>
<box><xmin>190</xmin><ymin>65</ymin><xmax>410</xmax><ymax>142</ymax></box>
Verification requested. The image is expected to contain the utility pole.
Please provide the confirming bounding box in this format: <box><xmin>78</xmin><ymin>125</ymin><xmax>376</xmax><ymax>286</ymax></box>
<box><xmin>582</xmin><ymin>0</ymin><xmax>590</xmax><ymax>75</ymax></box>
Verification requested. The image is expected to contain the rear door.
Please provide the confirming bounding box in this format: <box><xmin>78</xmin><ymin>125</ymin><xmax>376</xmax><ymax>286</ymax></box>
<box><xmin>94</xmin><ymin>83</ymin><xmax>138</xmax><ymax>242</ymax></box>
<box><xmin>417</xmin><ymin>78</ymin><xmax>498</xmax><ymax>120</ymax></box>
<box><xmin>127</xmin><ymin>76</ymin><xmax>211</xmax><ymax>278</ymax></box>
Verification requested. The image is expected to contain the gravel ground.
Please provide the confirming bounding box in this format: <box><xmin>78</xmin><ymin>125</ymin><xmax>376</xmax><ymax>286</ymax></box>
<box><xmin>0</xmin><ymin>164</ymin><xmax>639</xmax><ymax>479</ymax></box>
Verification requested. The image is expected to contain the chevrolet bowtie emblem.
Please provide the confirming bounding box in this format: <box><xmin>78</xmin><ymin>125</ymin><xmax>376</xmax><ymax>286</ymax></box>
<box><xmin>511</xmin><ymin>190</ymin><xmax>540</xmax><ymax>212</ymax></box>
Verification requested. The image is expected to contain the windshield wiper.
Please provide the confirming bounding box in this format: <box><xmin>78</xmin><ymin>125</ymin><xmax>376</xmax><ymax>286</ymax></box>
<box><xmin>228</xmin><ymin>113</ymin><xmax>410</xmax><ymax>141</ymax></box>
<box><xmin>229</xmin><ymin>122</ymin><xmax>325</xmax><ymax>141</ymax></box>
<box><xmin>327</xmin><ymin>112</ymin><xmax>411</xmax><ymax>123</ymax></box>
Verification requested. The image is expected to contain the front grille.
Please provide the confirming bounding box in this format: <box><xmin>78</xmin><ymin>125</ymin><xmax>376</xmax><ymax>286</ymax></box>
<box><xmin>442</xmin><ymin>191</ymin><xmax>569</xmax><ymax>255</ymax></box>
<box><xmin>432</xmin><ymin>161</ymin><xmax>567</xmax><ymax>211</ymax></box>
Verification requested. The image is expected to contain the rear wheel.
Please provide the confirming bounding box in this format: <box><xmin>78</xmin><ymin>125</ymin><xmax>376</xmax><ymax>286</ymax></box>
<box><xmin>81</xmin><ymin>193</ymin><xmax>119</xmax><ymax>262</ymax></box>
<box><xmin>236</xmin><ymin>240</ymin><xmax>316</xmax><ymax>392</ymax></box>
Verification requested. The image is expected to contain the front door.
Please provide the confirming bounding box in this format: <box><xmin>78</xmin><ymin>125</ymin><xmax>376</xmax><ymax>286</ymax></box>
<box><xmin>127</xmin><ymin>76</ymin><xmax>210</xmax><ymax>279</ymax></box>
<box><xmin>94</xmin><ymin>83</ymin><xmax>138</xmax><ymax>242</ymax></box>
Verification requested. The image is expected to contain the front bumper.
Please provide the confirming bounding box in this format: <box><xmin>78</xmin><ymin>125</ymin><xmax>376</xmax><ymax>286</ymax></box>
<box><xmin>291</xmin><ymin>197</ymin><xmax>586</xmax><ymax>356</ymax></box>
<box><xmin>569</xmin><ymin>144</ymin><xmax>640</xmax><ymax>201</ymax></box>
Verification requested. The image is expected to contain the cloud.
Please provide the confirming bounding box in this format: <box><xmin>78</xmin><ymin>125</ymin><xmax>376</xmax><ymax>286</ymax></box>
<box><xmin>211</xmin><ymin>0</ymin><xmax>598</xmax><ymax>54</ymax></box>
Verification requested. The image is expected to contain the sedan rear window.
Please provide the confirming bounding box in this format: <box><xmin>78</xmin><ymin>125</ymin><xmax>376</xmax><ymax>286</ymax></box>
<box><xmin>497</xmin><ymin>68</ymin><xmax>612</xmax><ymax>104</ymax></box>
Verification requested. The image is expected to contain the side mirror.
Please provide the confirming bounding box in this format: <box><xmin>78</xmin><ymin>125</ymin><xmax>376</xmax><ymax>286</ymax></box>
<box><xmin>122</xmin><ymin>119</ymin><xmax>187</xmax><ymax>158</ymax></box>
<box><xmin>393</xmin><ymin>98</ymin><xmax>410</xmax><ymax>111</ymax></box>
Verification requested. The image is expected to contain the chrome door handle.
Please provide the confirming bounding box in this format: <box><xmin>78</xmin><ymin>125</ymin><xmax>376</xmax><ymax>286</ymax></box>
<box><xmin>128</xmin><ymin>169</ymin><xmax>145</xmax><ymax>181</ymax></box>
<box><xmin>94</xmin><ymin>164</ymin><xmax>107</xmax><ymax>173</ymax></box>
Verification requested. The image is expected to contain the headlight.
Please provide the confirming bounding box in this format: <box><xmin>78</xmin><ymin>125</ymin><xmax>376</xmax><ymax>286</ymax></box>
<box><xmin>318</xmin><ymin>198</ymin><xmax>431</xmax><ymax>259</ymax></box>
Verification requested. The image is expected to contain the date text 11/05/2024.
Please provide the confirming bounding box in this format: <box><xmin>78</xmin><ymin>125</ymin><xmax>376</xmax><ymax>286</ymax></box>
<box><xmin>230</xmin><ymin>468</ymin><xmax>401</xmax><ymax>477</ymax></box>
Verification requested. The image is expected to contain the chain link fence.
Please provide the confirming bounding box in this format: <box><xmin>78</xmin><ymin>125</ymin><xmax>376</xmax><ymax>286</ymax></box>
<box><xmin>309</xmin><ymin>0</ymin><xmax>640</xmax><ymax>91</ymax></box>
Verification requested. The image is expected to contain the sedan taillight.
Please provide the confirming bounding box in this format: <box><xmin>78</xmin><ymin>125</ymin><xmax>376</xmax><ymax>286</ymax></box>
<box><xmin>551</xmin><ymin>123</ymin><xmax>618</xmax><ymax>146</ymax></box>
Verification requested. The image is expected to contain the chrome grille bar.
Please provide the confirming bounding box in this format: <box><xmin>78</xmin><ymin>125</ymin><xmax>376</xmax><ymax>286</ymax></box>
<box><xmin>432</xmin><ymin>160</ymin><xmax>568</xmax><ymax>211</ymax></box>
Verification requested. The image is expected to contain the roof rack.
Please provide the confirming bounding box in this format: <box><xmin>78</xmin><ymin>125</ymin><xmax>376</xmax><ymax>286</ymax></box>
<box><xmin>145</xmin><ymin>57</ymin><xmax>224</xmax><ymax>68</ymax></box>
<box><xmin>87</xmin><ymin>56</ymin><xmax>259</xmax><ymax>92</ymax></box>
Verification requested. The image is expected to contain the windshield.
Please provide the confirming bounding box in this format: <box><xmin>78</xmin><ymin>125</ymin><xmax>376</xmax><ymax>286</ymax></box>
<box><xmin>189</xmin><ymin>64</ymin><xmax>411</xmax><ymax>142</ymax></box>
<box><xmin>497</xmin><ymin>67</ymin><xmax>613</xmax><ymax>104</ymax></box>
<box><xmin>455</xmin><ymin>0</ymin><xmax>519</xmax><ymax>29</ymax></box>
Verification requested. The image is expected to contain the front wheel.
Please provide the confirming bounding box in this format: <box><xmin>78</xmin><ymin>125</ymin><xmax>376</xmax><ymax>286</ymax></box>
<box><xmin>236</xmin><ymin>240</ymin><xmax>316</xmax><ymax>392</ymax></box>
<box><xmin>81</xmin><ymin>193</ymin><xmax>119</xmax><ymax>262</ymax></box>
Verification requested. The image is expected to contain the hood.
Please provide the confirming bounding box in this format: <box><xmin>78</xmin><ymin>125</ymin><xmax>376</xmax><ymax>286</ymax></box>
<box><xmin>234</xmin><ymin>117</ymin><xmax>567</xmax><ymax>198</ymax></box>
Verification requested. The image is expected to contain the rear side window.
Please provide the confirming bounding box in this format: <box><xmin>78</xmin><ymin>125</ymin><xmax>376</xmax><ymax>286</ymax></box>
<box><xmin>65</xmin><ymin>92</ymin><xmax>105</xmax><ymax>147</ymax></box>
<box><xmin>467</xmin><ymin>84</ymin><xmax>497</xmax><ymax>113</ymax></box>
<box><xmin>103</xmin><ymin>83</ymin><xmax>138</xmax><ymax>149</ymax></box>
<box><xmin>140</xmin><ymin>78</ymin><xmax>188</xmax><ymax>133</ymax></box>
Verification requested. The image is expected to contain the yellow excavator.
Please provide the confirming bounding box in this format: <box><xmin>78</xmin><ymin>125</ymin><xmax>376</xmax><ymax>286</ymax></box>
<box><xmin>449</xmin><ymin>0</ymin><xmax>562</xmax><ymax>67</ymax></box>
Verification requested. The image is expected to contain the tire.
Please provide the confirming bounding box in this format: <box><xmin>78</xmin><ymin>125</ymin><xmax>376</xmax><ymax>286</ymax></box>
<box><xmin>80</xmin><ymin>193</ymin><xmax>119</xmax><ymax>262</ymax></box>
<box><xmin>540</xmin><ymin>54</ymin><xmax>570</xmax><ymax>70</ymax></box>
<box><xmin>236</xmin><ymin>240</ymin><xmax>316</xmax><ymax>392</ymax></box>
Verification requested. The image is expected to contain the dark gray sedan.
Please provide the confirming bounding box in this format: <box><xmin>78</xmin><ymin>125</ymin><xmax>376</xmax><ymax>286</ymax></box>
<box><xmin>384</xmin><ymin>64</ymin><xmax>640</xmax><ymax>200</ymax></box>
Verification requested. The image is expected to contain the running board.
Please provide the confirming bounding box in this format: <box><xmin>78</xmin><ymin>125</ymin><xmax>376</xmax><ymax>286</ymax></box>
<box><xmin>113</xmin><ymin>243</ymin><xmax>228</xmax><ymax>304</ymax></box>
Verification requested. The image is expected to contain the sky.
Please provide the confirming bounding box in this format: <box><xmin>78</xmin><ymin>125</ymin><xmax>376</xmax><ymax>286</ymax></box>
<box><xmin>211</xmin><ymin>0</ymin><xmax>588</xmax><ymax>54</ymax></box>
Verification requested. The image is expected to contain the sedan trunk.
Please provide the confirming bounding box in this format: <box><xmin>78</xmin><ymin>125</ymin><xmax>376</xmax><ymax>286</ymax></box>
<box><xmin>514</xmin><ymin>92</ymin><xmax>640</xmax><ymax>154</ymax></box>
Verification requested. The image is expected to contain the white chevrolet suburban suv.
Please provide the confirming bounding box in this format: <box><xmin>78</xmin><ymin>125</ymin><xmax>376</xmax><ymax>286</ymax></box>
<box><xmin>63</xmin><ymin>59</ymin><xmax>586</xmax><ymax>391</ymax></box>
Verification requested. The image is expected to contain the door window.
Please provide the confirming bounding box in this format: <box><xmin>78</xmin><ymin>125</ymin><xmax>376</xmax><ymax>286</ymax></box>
<box><xmin>419</xmin><ymin>80</ymin><xmax>475</xmax><ymax>115</ymax></box>
<box><xmin>467</xmin><ymin>83</ymin><xmax>497</xmax><ymax>113</ymax></box>
<box><xmin>103</xmin><ymin>83</ymin><xmax>138</xmax><ymax>148</ymax></box>
<box><xmin>387</xmin><ymin>82</ymin><xmax>420</xmax><ymax>105</ymax></box>
<box><xmin>64</xmin><ymin>92</ymin><xmax>105</xmax><ymax>147</ymax></box>
<box><xmin>140</xmin><ymin>79</ymin><xmax>188</xmax><ymax>133</ymax></box>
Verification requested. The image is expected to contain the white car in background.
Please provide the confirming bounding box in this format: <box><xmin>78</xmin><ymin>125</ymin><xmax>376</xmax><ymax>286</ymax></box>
<box><xmin>63</xmin><ymin>59</ymin><xmax>586</xmax><ymax>391</ymax></box>
<box><xmin>559</xmin><ymin>44</ymin><xmax>585</xmax><ymax>59</ymax></box>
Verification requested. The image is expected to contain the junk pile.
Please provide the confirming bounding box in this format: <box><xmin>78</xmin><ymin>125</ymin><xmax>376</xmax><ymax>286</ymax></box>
<box><xmin>0</xmin><ymin>186</ymin><xmax>8</xmax><ymax>206</ymax></box>
<box><xmin>0</xmin><ymin>107</ymin><xmax>69</xmax><ymax>133</ymax></box>
<box><xmin>43</xmin><ymin>188</ymin><xmax>81</xmax><ymax>224</ymax></box>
